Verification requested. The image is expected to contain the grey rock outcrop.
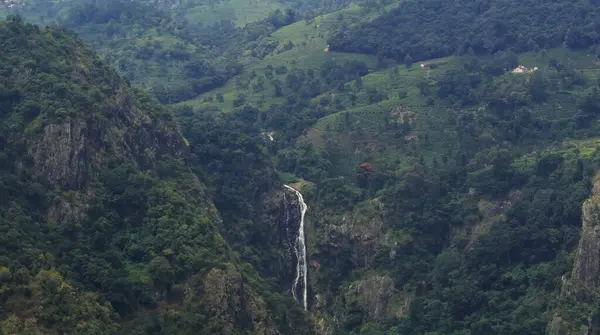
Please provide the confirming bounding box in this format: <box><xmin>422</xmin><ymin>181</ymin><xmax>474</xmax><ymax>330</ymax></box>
<box><xmin>569</xmin><ymin>179</ymin><xmax>600</xmax><ymax>302</ymax></box>
<box><xmin>344</xmin><ymin>275</ymin><xmax>396</xmax><ymax>321</ymax></box>
<box><xmin>548</xmin><ymin>174</ymin><xmax>600</xmax><ymax>334</ymax></box>
<box><xmin>257</xmin><ymin>187</ymin><xmax>303</xmax><ymax>289</ymax></box>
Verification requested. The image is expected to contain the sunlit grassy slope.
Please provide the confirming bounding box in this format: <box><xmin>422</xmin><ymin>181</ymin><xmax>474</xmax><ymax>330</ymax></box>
<box><xmin>177</xmin><ymin>4</ymin><xmax>390</xmax><ymax>110</ymax></box>
<box><xmin>184</xmin><ymin>0</ymin><xmax>285</xmax><ymax>27</ymax></box>
<box><xmin>0</xmin><ymin>0</ymin><xmax>282</xmax><ymax>28</ymax></box>
<box><xmin>511</xmin><ymin>137</ymin><xmax>600</xmax><ymax>176</ymax></box>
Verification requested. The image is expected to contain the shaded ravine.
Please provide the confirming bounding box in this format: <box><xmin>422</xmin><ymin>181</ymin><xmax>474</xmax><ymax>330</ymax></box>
<box><xmin>284</xmin><ymin>184</ymin><xmax>308</xmax><ymax>311</ymax></box>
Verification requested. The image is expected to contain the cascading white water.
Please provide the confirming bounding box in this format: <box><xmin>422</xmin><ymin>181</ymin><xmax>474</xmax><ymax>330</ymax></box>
<box><xmin>284</xmin><ymin>184</ymin><xmax>308</xmax><ymax>311</ymax></box>
<box><xmin>282</xmin><ymin>192</ymin><xmax>293</xmax><ymax>251</ymax></box>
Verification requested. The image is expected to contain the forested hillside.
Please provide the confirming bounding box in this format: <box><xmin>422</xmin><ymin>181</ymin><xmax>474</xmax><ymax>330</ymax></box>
<box><xmin>184</xmin><ymin>0</ymin><xmax>600</xmax><ymax>332</ymax></box>
<box><xmin>5</xmin><ymin>0</ymin><xmax>600</xmax><ymax>334</ymax></box>
<box><xmin>191</xmin><ymin>48</ymin><xmax>600</xmax><ymax>333</ymax></box>
<box><xmin>329</xmin><ymin>0</ymin><xmax>600</xmax><ymax>63</ymax></box>
<box><xmin>1</xmin><ymin>0</ymin><xmax>247</xmax><ymax>104</ymax></box>
<box><xmin>0</xmin><ymin>16</ymin><xmax>312</xmax><ymax>334</ymax></box>
<box><xmin>0</xmin><ymin>0</ymin><xmax>357</xmax><ymax>105</ymax></box>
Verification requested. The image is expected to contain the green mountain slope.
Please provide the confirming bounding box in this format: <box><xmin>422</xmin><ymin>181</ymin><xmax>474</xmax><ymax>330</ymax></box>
<box><xmin>0</xmin><ymin>0</ymin><xmax>359</xmax><ymax>106</ymax></box>
<box><xmin>1</xmin><ymin>0</ymin><xmax>250</xmax><ymax>104</ymax></box>
<box><xmin>182</xmin><ymin>7</ymin><xmax>381</xmax><ymax>111</ymax></box>
<box><xmin>0</xmin><ymin>16</ymin><xmax>312</xmax><ymax>334</ymax></box>
<box><xmin>7</xmin><ymin>0</ymin><xmax>600</xmax><ymax>333</ymax></box>
<box><xmin>191</xmin><ymin>2</ymin><xmax>600</xmax><ymax>331</ymax></box>
<box><xmin>182</xmin><ymin>1</ymin><xmax>404</xmax><ymax>110</ymax></box>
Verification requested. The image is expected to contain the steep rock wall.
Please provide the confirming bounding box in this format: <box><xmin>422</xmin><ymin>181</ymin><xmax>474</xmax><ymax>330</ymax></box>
<box><xmin>569</xmin><ymin>178</ymin><xmax>600</xmax><ymax>302</ymax></box>
<box><xmin>257</xmin><ymin>188</ymin><xmax>303</xmax><ymax>292</ymax></box>
<box><xmin>548</xmin><ymin>173</ymin><xmax>600</xmax><ymax>335</ymax></box>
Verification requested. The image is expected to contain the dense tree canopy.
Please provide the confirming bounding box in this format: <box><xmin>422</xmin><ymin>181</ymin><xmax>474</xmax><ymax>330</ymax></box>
<box><xmin>0</xmin><ymin>16</ymin><xmax>311</xmax><ymax>334</ymax></box>
<box><xmin>5</xmin><ymin>0</ymin><xmax>600</xmax><ymax>333</ymax></box>
<box><xmin>329</xmin><ymin>0</ymin><xmax>600</xmax><ymax>62</ymax></box>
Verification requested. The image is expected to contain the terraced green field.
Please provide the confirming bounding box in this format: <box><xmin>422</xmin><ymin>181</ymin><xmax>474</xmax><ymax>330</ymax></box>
<box><xmin>511</xmin><ymin>136</ymin><xmax>600</xmax><ymax>175</ymax></box>
<box><xmin>177</xmin><ymin>6</ymin><xmax>384</xmax><ymax>110</ymax></box>
<box><xmin>184</xmin><ymin>0</ymin><xmax>284</xmax><ymax>27</ymax></box>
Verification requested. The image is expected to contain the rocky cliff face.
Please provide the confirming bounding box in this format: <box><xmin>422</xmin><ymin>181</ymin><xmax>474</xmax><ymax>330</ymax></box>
<box><xmin>569</xmin><ymin>177</ymin><xmax>600</xmax><ymax>302</ymax></box>
<box><xmin>257</xmin><ymin>187</ymin><xmax>303</xmax><ymax>292</ymax></box>
<box><xmin>321</xmin><ymin>198</ymin><xmax>387</xmax><ymax>269</ymax></box>
<box><xmin>548</xmin><ymin>173</ymin><xmax>600</xmax><ymax>335</ymax></box>
<box><xmin>201</xmin><ymin>266</ymin><xmax>278</xmax><ymax>335</ymax></box>
<box><xmin>343</xmin><ymin>275</ymin><xmax>399</xmax><ymax>321</ymax></box>
<box><xmin>28</xmin><ymin>93</ymin><xmax>186</xmax><ymax>192</ymax></box>
<box><xmin>29</xmin><ymin>99</ymin><xmax>189</xmax><ymax>233</ymax></box>
<box><xmin>307</xmin><ymin>195</ymin><xmax>407</xmax><ymax>332</ymax></box>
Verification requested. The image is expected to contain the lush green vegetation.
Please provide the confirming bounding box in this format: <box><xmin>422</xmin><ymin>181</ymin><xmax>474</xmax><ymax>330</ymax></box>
<box><xmin>6</xmin><ymin>0</ymin><xmax>600</xmax><ymax>334</ymax></box>
<box><xmin>0</xmin><ymin>16</ymin><xmax>312</xmax><ymax>334</ymax></box>
<box><xmin>329</xmin><ymin>0</ymin><xmax>600</xmax><ymax>63</ymax></box>
<box><xmin>170</xmin><ymin>40</ymin><xmax>600</xmax><ymax>333</ymax></box>
<box><xmin>0</xmin><ymin>0</ymin><xmax>366</xmax><ymax>106</ymax></box>
<box><xmin>188</xmin><ymin>7</ymin><xmax>600</xmax><ymax>331</ymax></box>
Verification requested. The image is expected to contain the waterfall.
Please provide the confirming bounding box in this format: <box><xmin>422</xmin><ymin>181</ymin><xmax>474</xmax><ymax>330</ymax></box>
<box><xmin>284</xmin><ymin>184</ymin><xmax>308</xmax><ymax>311</ymax></box>
<box><xmin>282</xmin><ymin>192</ymin><xmax>293</xmax><ymax>251</ymax></box>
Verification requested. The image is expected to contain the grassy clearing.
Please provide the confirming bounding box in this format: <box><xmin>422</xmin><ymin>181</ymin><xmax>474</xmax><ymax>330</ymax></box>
<box><xmin>512</xmin><ymin>137</ymin><xmax>600</xmax><ymax>173</ymax></box>
<box><xmin>184</xmin><ymin>0</ymin><xmax>284</xmax><ymax>27</ymax></box>
<box><xmin>570</xmin><ymin>137</ymin><xmax>600</xmax><ymax>157</ymax></box>
<box><xmin>279</xmin><ymin>171</ymin><xmax>300</xmax><ymax>183</ymax></box>
<box><xmin>519</xmin><ymin>48</ymin><xmax>596</xmax><ymax>69</ymax></box>
<box><xmin>288</xmin><ymin>179</ymin><xmax>314</xmax><ymax>191</ymax></box>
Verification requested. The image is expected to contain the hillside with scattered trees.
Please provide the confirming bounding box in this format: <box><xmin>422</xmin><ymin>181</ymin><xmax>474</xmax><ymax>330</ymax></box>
<box><xmin>5</xmin><ymin>0</ymin><xmax>600</xmax><ymax>334</ymax></box>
